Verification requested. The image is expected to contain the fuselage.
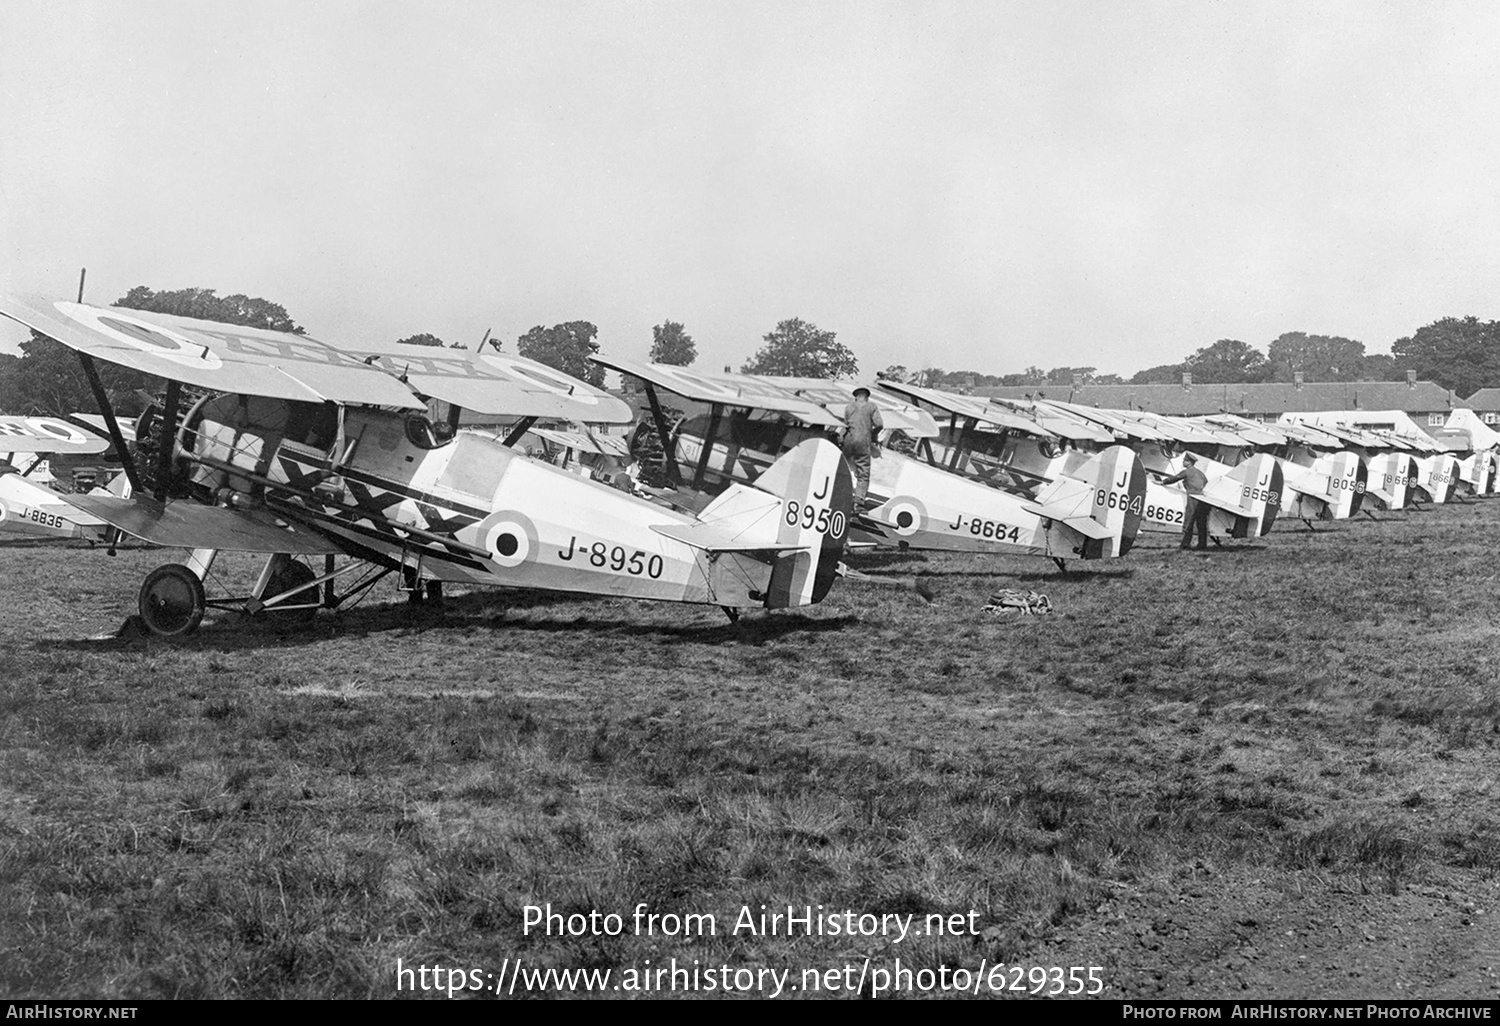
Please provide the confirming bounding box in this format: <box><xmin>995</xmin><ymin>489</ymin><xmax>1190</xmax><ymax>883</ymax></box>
<box><xmin>671</xmin><ymin>411</ymin><xmax>1141</xmax><ymax>559</ymax></box>
<box><xmin>182</xmin><ymin>396</ymin><xmax>844</xmax><ymax>609</ymax></box>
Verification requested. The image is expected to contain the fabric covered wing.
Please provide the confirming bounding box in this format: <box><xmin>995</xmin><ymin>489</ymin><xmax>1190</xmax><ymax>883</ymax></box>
<box><xmin>0</xmin><ymin>295</ymin><xmax>424</xmax><ymax>407</ymax></box>
<box><xmin>0</xmin><ymin>417</ymin><xmax>111</xmax><ymax>454</ymax></box>
<box><xmin>67</xmin><ymin>495</ymin><xmax>342</xmax><ymax>554</ymax></box>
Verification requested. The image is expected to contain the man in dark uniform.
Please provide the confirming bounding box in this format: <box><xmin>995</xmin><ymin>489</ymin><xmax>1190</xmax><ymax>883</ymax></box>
<box><xmin>1162</xmin><ymin>452</ymin><xmax>1211</xmax><ymax>550</ymax></box>
<box><xmin>841</xmin><ymin>386</ymin><xmax>884</xmax><ymax>505</ymax></box>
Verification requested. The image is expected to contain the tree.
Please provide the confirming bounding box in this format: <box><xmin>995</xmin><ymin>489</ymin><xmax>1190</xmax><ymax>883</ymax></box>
<box><xmin>1</xmin><ymin>331</ymin><xmax>155</xmax><ymax>417</ymax></box>
<box><xmin>1044</xmin><ymin>366</ymin><xmax>1097</xmax><ymax>386</ymax></box>
<box><xmin>1130</xmin><ymin>362</ymin><xmax>1188</xmax><ymax>384</ymax></box>
<box><xmin>740</xmin><ymin>318</ymin><xmax>858</xmax><ymax>378</ymax></box>
<box><xmin>649</xmin><ymin>321</ymin><xmax>696</xmax><ymax>365</ymax></box>
<box><xmin>1358</xmin><ymin>353</ymin><xmax>1401</xmax><ymax>380</ymax></box>
<box><xmin>1184</xmin><ymin>339</ymin><xmax>1267</xmax><ymax>383</ymax></box>
<box><xmin>876</xmin><ymin>365</ymin><xmax>909</xmax><ymax>383</ymax></box>
<box><xmin>115</xmin><ymin>286</ymin><xmax>304</xmax><ymax>334</ymax></box>
<box><xmin>395</xmin><ymin>333</ymin><xmax>448</xmax><ymax>348</ymax></box>
<box><xmin>2</xmin><ymin>284</ymin><xmax>310</xmax><ymax>415</ymax></box>
<box><xmin>1265</xmin><ymin>332</ymin><xmax>1367</xmax><ymax>382</ymax></box>
<box><xmin>516</xmin><ymin>321</ymin><xmax>605</xmax><ymax>386</ymax></box>
<box><xmin>1391</xmin><ymin>316</ymin><xmax>1500</xmax><ymax>398</ymax></box>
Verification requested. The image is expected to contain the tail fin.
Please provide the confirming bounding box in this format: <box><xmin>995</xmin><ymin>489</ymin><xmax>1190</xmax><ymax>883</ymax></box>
<box><xmin>691</xmin><ymin>437</ymin><xmax>852</xmax><ymax>608</ymax></box>
<box><xmin>1202</xmin><ymin>453</ymin><xmax>1283</xmax><ymax>537</ymax></box>
<box><xmin>1316</xmin><ymin>451</ymin><xmax>1366</xmax><ymax>519</ymax></box>
<box><xmin>1034</xmin><ymin>444</ymin><xmax>1145</xmax><ymax>558</ymax></box>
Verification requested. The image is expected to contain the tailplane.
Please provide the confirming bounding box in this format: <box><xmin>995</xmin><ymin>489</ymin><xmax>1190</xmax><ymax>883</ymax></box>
<box><xmin>682</xmin><ymin>437</ymin><xmax>853</xmax><ymax>608</ymax></box>
<box><xmin>1030</xmin><ymin>444</ymin><xmax>1146</xmax><ymax>558</ymax></box>
<box><xmin>1202</xmin><ymin>453</ymin><xmax>1283</xmax><ymax>537</ymax></box>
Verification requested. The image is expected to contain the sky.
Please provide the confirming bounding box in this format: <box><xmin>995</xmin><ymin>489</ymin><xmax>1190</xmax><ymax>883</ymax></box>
<box><xmin>2</xmin><ymin>1</ymin><xmax>1498</xmax><ymax>380</ymax></box>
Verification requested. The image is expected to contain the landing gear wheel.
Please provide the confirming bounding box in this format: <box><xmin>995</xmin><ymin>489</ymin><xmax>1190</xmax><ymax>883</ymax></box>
<box><xmin>138</xmin><ymin>564</ymin><xmax>206</xmax><ymax>637</ymax></box>
<box><xmin>263</xmin><ymin>559</ymin><xmax>318</xmax><ymax>623</ymax></box>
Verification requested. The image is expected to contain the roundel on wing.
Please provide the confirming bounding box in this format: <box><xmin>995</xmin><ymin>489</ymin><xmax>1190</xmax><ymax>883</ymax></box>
<box><xmin>30</xmin><ymin>419</ymin><xmax>89</xmax><ymax>445</ymax></box>
<box><xmin>0</xmin><ymin>497</ymin><xmax>8</xmax><ymax>523</ymax></box>
<box><xmin>53</xmin><ymin>302</ymin><xmax>224</xmax><ymax>370</ymax></box>
<box><xmin>480</xmin><ymin>355</ymin><xmax>600</xmax><ymax>404</ymax></box>
<box><xmin>484</xmin><ymin>510</ymin><xmax>539</xmax><ymax>569</ymax></box>
<box><xmin>885</xmin><ymin>496</ymin><xmax>926</xmax><ymax>538</ymax></box>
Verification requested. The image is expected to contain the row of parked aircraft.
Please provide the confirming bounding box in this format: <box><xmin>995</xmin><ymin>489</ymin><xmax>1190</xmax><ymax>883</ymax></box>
<box><xmin>0</xmin><ymin>293</ymin><xmax>1492</xmax><ymax>638</ymax></box>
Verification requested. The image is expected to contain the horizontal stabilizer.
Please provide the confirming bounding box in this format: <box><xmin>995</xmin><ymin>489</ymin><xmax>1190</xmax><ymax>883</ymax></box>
<box><xmin>1057</xmin><ymin>515</ymin><xmax>1115</xmax><ymax>540</ymax></box>
<box><xmin>68</xmin><ymin>495</ymin><xmax>342</xmax><ymax>554</ymax></box>
<box><xmin>1018</xmin><ymin>500</ymin><xmax>1117</xmax><ymax>539</ymax></box>
<box><xmin>651</xmin><ymin>520</ymin><xmax>806</xmax><ymax>553</ymax></box>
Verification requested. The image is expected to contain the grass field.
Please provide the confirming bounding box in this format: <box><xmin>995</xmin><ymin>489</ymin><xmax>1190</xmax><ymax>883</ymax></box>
<box><xmin>1</xmin><ymin>500</ymin><xmax>1498</xmax><ymax>999</ymax></box>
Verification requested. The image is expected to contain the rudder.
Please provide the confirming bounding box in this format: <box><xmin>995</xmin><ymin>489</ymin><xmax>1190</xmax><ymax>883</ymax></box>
<box><xmin>757</xmin><ymin>438</ymin><xmax>854</xmax><ymax>607</ymax></box>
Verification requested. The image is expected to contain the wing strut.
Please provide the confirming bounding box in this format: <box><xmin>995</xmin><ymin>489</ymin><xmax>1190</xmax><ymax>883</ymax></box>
<box><xmin>75</xmin><ymin>352</ymin><xmax>142</xmax><ymax>493</ymax></box>
<box><xmin>918</xmin><ymin>436</ymin><xmax>936</xmax><ymax>466</ymax></box>
<box><xmin>152</xmin><ymin>379</ymin><xmax>181</xmax><ymax>502</ymax></box>
<box><xmin>948</xmin><ymin>415</ymin><xmax>974</xmax><ymax>472</ymax></box>
<box><xmin>642</xmin><ymin>382</ymin><xmax>682</xmax><ymax>486</ymax></box>
<box><xmin>502</xmin><ymin>416</ymin><xmax>537</xmax><ymax>447</ymax></box>
<box><xmin>692</xmin><ymin>403</ymin><xmax>725</xmax><ymax>491</ymax></box>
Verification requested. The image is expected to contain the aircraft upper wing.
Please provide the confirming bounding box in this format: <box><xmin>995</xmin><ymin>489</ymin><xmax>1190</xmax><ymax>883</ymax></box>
<box><xmin>1035</xmin><ymin>399</ymin><xmax>1168</xmax><ymax>441</ymax></box>
<box><xmin>0</xmin><ymin>416</ymin><xmax>111</xmax><ymax>454</ymax></box>
<box><xmin>1197</xmin><ymin>414</ymin><xmax>1287</xmax><ymax>446</ymax></box>
<box><xmin>1107</xmin><ymin>410</ymin><xmax>1232</xmax><ymax>446</ymax></box>
<box><xmin>0</xmin><ymin>295</ymin><xmax>631</xmax><ymax>423</ymax></box>
<box><xmin>591</xmin><ymin>355</ymin><xmax>844</xmax><ymax>427</ymax></box>
<box><xmin>360</xmin><ymin>342</ymin><xmax>632</xmax><ymax>422</ymax></box>
<box><xmin>875</xmin><ymin>381</ymin><xmax>1050</xmax><ymax>435</ymax></box>
<box><xmin>0</xmin><ymin>295</ymin><xmax>423</xmax><ymax>407</ymax></box>
<box><xmin>1273</xmin><ymin>419</ymin><xmax>1343</xmax><ymax>447</ymax></box>
<box><xmin>986</xmin><ymin>397</ymin><xmax>1116</xmax><ymax>442</ymax></box>
<box><xmin>759</xmin><ymin>376</ymin><xmax>939</xmax><ymax>437</ymax></box>
<box><xmin>66</xmin><ymin>494</ymin><xmax>343</xmax><ymax>554</ymax></box>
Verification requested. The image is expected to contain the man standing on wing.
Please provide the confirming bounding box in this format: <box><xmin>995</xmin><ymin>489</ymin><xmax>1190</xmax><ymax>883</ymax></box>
<box><xmin>1162</xmin><ymin>452</ymin><xmax>1211</xmax><ymax>550</ymax></box>
<box><xmin>841</xmin><ymin>386</ymin><xmax>884</xmax><ymax>506</ymax></box>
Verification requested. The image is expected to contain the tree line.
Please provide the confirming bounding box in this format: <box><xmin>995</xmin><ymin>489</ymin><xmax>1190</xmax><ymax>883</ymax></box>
<box><xmin>3</xmin><ymin>284</ymin><xmax>1499</xmax><ymax>416</ymax></box>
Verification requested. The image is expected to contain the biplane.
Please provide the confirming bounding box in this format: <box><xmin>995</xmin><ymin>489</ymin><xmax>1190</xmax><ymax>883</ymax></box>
<box><xmin>0</xmin><ymin>416</ymin><xmax>119</xmax><ymax>542</ymax></box>
<box><xmin>0</xmin><ymin>295</ymin><xmax>854</xmax><ymax>636</ymax></box>
<box><xmin>873</xmin><ymin>383</ymin><xmax>1283</xmax><ymax>545</ymax></box>
<box><xmin>1280</xmin><ymin>415</ymin><xmax>1430</xmax><ymax>513</ymax></box>
<box><xmin>1185</xmin><ymin>413</ymin><xmax>1367</xmax><ymax>527</ymax></box>
<box><xmin>594</xmin><ymin>357</ymin><xmax>1147</xmax><ymax>569</ymax></box>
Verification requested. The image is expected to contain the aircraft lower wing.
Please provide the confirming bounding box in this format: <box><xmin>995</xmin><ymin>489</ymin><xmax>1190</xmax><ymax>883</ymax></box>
<box><xmin>34</xmin><ymin>502</ymin><xmax>109</xmax><ymax>527</ymax></box>
<box><xmin>68</xmin><ymin>495</ymin><xmax>343</xmax><ymax>554</ymax></box>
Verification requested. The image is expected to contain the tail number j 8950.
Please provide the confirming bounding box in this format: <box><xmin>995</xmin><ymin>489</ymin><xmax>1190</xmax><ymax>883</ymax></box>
<box><xmin>784</xmin><ymin>501</ymin><xmax>847</xmax><ymax>538</ymax></box>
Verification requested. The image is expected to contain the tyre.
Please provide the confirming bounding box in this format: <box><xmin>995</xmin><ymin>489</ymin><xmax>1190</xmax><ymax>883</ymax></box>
<box><xmin>138</xmin><ymin>564</ymin><xmax>206</xmax><ymax>637</ymax></box>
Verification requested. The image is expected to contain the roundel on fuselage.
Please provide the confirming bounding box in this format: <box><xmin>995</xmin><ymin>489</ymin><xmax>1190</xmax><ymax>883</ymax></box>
<box><xmin>885</xmin><ymin>496</ymin><xmax>926</xmax><ymax>538</ymax></box>
<box><xmin>484</xmin><ymin>510</ymin><xmax>539</xmax><ymax>569</ymax></box>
